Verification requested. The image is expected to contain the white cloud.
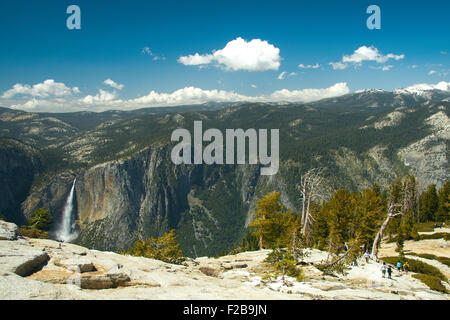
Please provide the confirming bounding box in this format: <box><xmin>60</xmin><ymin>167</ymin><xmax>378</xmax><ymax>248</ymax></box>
<box><xmin>142</xmin><ymin>47</ymin><xmax>152</xmax><ymax>55</ymax></box>
<box><xmin>342</xmin><ymin>46</ymin><xmax>404</xmax><ymax>64</ymax></box>
<box><xmin>278</xmin><ymin>71</ymin><xmax>287</xmax><ymax>80</ymax></box>
<box><xmin>329</xmin><ymin>62</ymin><xmax>347</xmax><ymax>70</ymax></box>
<box><xmin>2</xmin><ymin>81</ymin><xmax>351</xmax><ymax>112</ymax></box>
<box><xmin>178</xmin><ymin>37</ymin><xmax>281</xmax><ymax>71</ymax></box>
<box><xmin>269</xmin><ymin>82</ymin><xmax>350</xmax><ymax>102</ymax></box>
<box><xmin>370</xmin><ymin>65</ymin><xmax>393</xmax><ymax>71</ymax></box>
<box><xmin>1</xmin><ymin>79</ymin><xmax>78</xmax><ymax>99</ymax></box>
<box><xmin>428</xmin><ymin>70</ymin><xmax>437</xmax><ymax>75</ymax></box>
<box><xmin>298</xmin><ymin>63</ymin><xmax>320</xmax><ymax>69</ymax></box>
<box><xmin>177</xmin><ymin>53</ymin><xmax>214</xmax><ymax>66</ymax></box>
<box><xmin>81</xmin><ymin>89</ymin><xmax>118</xmax><ymax>104</ymax></box>
<box><xmin>104</xmin><ymin>78</ymin><xmax>124</xmax><ymax>90</ymax></box>
<box><xmin>278</xmin><ymin>71</ymin><xmax>297</xmax><ymax>80</ymax></box>
<box><xmin>142</xmin><ymin>47</ymin><xmax>165</xmax><ymax>61</ymax></box>
<box><xmin>330</xmin><ymin>46</ymin><xmax>404</xmax><ymax>70</ymax></box>
<box><xmin>251</xmin><ymin>84</ymin><xmax>257</xmax><ymax>88</ymax></box>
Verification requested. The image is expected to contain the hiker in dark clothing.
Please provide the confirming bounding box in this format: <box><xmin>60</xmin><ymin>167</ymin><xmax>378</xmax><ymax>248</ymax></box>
<box><xmin>387</xmin><ymin>265</ymin><xmax>392</xmax><ymax>279</ymax></box>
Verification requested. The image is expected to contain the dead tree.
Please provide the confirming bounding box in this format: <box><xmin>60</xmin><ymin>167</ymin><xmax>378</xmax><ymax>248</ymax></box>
<box><xmin>371</xmin><ymin>200</ymin><xmax>402</xmax><ymax>258</ymax></box>
<box><xmin>296</xmin><ymin>168</ymin><xmax>325</xmax><ymax>237</ymax></box>
<box><xmin>371</xmin><ymin>177</ymin><xmax>416</xmax><ymax>258</ymax></box>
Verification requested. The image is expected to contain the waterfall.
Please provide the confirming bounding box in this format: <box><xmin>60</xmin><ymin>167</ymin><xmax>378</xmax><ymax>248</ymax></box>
<box><xmin>56</xmin><ymin>179</ymin><xmax>78</xmax><ymax>242</ymax></box>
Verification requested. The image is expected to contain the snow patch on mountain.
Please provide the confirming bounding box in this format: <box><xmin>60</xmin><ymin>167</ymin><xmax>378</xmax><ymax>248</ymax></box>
<box><xmin>395</xmin><ymin>81</ymin><xmax>450</xmax><ymax>95</ymax></box>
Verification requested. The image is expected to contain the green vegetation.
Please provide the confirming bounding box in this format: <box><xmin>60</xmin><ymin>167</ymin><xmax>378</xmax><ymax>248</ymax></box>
<box><xmin>249</xmin><ymin>191</ymin><xmax>296</xmax><ymax>250</ymax></box>
<box><xmin>412</xmin><ymin>274</ymin><xmax>448</xmax><ymax>293</ymax></box>
<box><xmin>419</xmin><ymin>233</ymin><xmax>450</xmax><ymax>241</ymax></box>
<box><xmin>18</xmin><ymin>208</ymin><xmax>52</xmax><ymax>239</ymax></box>
<box><xmin>436</xmin><ymin>181</ymin><xmax>450</xmax><ymax>222</ymax></box>
<box><xmin>381</xmin><ymin>256</ymin><xmax>447</xmax><ymax>282</ymax></box>
<box><xmin>416</xmin><ymin>222</ymin><xmax>438</xmax><ymax>232</ymax></box>
<box><xmin>264</xmin><ymin>248</ymin><xmax>304</xmax><ymax>282</ymax></box>
<box><xmin>408</xmin><ymin>253</ymin><xmax>450</xmax><ymax>267</ymax></box>
<box><xmin>122</xmin><ymin>229</ymin><xmax>186</xmax><ymax>265</ymax></box>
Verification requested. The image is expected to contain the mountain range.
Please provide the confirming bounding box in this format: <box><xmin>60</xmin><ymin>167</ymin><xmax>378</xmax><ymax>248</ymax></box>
<box><xmin>0</xmin><ymin>87</ymin><xmax>449</xmax><ymax>257</ymax></box>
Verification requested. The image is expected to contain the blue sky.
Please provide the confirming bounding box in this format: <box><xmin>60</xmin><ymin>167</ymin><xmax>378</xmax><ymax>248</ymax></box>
<box><xmin>0</xmin><ymin>0</ymin><xmax>448</xmax><ymax>112</ymax></box>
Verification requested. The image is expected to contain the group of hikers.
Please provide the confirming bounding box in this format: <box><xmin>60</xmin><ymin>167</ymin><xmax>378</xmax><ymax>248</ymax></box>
<box><xmin>359</xmin><ymin>247</ymin><xmax>410</xmax><ymax>279</ymax></box>
<box><xmin>380</xmin><ymin>261</ymin><xmax>410</xmax><ymax>279</ymax></box>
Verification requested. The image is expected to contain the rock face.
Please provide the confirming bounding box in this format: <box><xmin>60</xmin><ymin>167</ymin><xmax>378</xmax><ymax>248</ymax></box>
<box><xmin>0</xmin><ymin>223</ymin><xmax>448</xmax><ymax>300</ymax></box>
<box><xmin>0</xmin><ymin>221</ymin><xmax>18</xmax><ymax>240</ymax></box>
<box><xmin>8</xmin><ymin>98</ymin><xmax>450</xmax><ymax>257</ymax></box>
<box><xmin>0</xmin><ymin>240</ymin><xmax>49</xmax><ymax>276</ymax></box>
<box><xmin>0</xmin><ymin>139</ymin><xmax>41</xmax><ymax>224</ymax></box>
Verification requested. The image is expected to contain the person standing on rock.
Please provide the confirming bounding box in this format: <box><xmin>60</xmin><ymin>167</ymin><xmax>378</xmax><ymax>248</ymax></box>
<box><xmin>381</xmin><ymin>262</ymin><xmax>387</xmax><ymax>278</ymax></box>
<box><xmin>364</xmin><ymin>250</ymin><xmax>370</xmax><ymax>263</ymax></box>
<box><xmin>403</xmin><ymin>262</ymin><xmax>409</xmax><ymax>274</ymax></box>
<box><xmin>396</xmin><ymin>261</ymin><xmax>402</xmax><ymax>272</ymax></box>
<box><xmin>387</xmin><ymin>265</ymin><xmax>392</xmax><ymax>279</ymax></box>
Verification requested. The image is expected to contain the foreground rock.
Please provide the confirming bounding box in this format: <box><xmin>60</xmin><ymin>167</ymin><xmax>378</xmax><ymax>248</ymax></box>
<box><xmin>0</xmin><ymin>222</ymin><xmax>449</xmax><ymax>300</ymax></box>
<box><xmin>0</xmin><ymin>221</ymin><xmax>18</xmax><ymax>240</ymax></box>
<box><xmin>0</xmin><ymin>240</ymin><xmax>49</xmax><ymax>276</ymax></box>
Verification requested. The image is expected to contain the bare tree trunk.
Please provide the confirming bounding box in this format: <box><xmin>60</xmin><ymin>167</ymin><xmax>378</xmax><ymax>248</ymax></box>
<box><xmin>371</xmin><ymin>202</ymin><xmax>402</xmax><ymax>258</ymax></box>
<box><xmin>297</xmin><ymin>168</ymin><xmax>324</xmax><ymax>237</ymax></box>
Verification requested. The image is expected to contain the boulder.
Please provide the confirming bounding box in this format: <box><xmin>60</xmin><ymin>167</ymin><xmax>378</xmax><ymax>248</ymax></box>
<box><xmin>55</xmin><ymin>258</ymin><xmax>95</xmax><ymax>273</ymax></box>
<box><xmin>0</xmin><ymin>240</ymin><xmax>49</xmax><ymax>276</ymax></box>
<box><xmin>79</xmin><ymin>272</ymin><xmax>130</xmax><ymax>289</ymax></box>
<box><xmin>0</xmin><ymin>221</ymin><xmax>18</xmax><ymax>241</ymax></box>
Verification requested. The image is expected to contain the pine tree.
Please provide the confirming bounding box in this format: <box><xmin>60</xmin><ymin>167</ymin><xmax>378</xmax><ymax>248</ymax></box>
<box><xmin>326</xmin><ymin>189</ymin><xmax>355</xmax><ymax>256</ymax></box>
<box><xmin>355</xmin><ymin>187</ymin><xmax>385</xmax><ymax>250</ymax></box>
<box><xmin>436</xmin><ymin>181</ymin><xmax>450</xmax><ymax>222</ymax></box>
<box><xmin>312</xmin><ymin>203</ymin><xmax>329</xmax><ymax>250</ymax></box>
<box><xmin>250</xmin><ymin>191</ymin><xmax>293</xmax><ymax>249</ymax></box>
<box><xmin>123</xmin><ymin>229</ymin><xmax>185</xmax><ymax>264</ymax></box>
<box><xmin>420</xmin><ymin>184</ymin><xmax>439</xmax><ymax>222</ymax></box>
<box><xmin>28</xmin><ymin>208</ymin><xmax>52</xmax><ymax>231</ymax></box>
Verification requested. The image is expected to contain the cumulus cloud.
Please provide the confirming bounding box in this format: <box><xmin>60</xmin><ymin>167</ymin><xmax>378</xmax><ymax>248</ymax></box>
<box><xmin>329</xmin><ymin>61</ymin><xmax>347</xmax><ymax>70</ymax></box>
<box><xmin>177</xmin><ymin>53</ymin><xmax>215</xmax><ymax>66</ymax></box>
<box><xmin>269</xmin><ymin>82</ymin><xmax>350</xmax><ymax>102</ymax></box>
<box><xmin>178</xmin><ymin>37</ymin><xmax>281</xmax><ymax>71</ymax></box>
<box><xmin>298</xmin><ymin>63</ymin><xmax>320</xmax><ymax>69</ymax></box>
<box><xmin>81</xmin><ymin>89</ymin><xmax>119</xmax><ymax>104</ymax></box>
<box><xmin>330</xmin><ymin>46</ymin><xmax>404</xmax><ymax>70</ymax></box>
<box><xmin>1</xmin><ymin>80</ymin><xmax>351</xmax><ymax>112</ymax></box>
<box><xmin>1</xmin><ymin>79</ymin><xmax>78</xmax><ymax>99</ymax></box>
<box><xmin>104</xmin><ymin>78</ymin><xmax>124</xmax><ymax>90</ymax></box>
<box><xmin>342</xmin><ymin>46</ymin><xmax>404</xmax><ymax>64</ymax></box>
<box><xmin>428</xmin><ymin>70</ymin><xmax>437</xmax><ymax>75</ymax></box>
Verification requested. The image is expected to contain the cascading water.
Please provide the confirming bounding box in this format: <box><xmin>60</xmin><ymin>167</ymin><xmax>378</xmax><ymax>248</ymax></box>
<box><xmin>56</xmin><ymin>179</ymin><xmax>78</xmax><ymax>242</ymax></box>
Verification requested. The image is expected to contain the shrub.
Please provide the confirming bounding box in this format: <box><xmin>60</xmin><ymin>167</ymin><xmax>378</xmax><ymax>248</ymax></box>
<box><xmin>264</xmin><ymin>248</ymin><xmax>304</xmax><ymax>282</ymax></box>
<box><xmin>412</xmin><ymin>274</ymin><xmax>448</xmax><ymax>293</ymax></box>
<box><xmin>381</xmin><ymin>256</ymin><xmax>447</xmax><ymax>281</ymax></box>
<box><xmin>416</xmin><ymin>222</ymin><xmax>437</xmax><ymax>232</ymax></box>
<box><xmin>408</xmin><ymin>252</ymin><xmax>450</xmax><ymax>267</ymax></box>
<box><xmin>419</xmin><ymin>233</ymin><xmax>450</xmax><ymax>241</ymax></box>
<box><xmin>18</xmin><ymin>226</ymin><xmax>48</xmax><ymax>239</ymax></box>
<box><xmin>122</xmin><ymin>229</ymin><xmax>186</xmax><ymax>265</ymax></box>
